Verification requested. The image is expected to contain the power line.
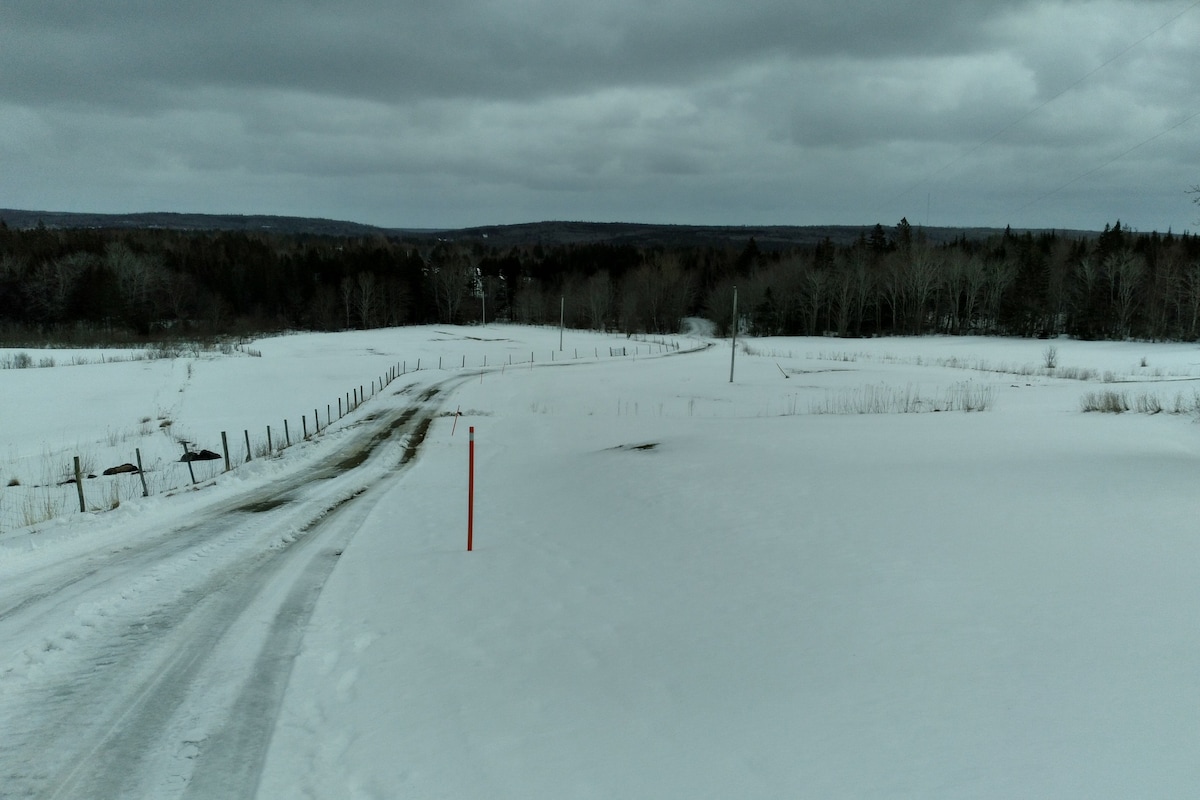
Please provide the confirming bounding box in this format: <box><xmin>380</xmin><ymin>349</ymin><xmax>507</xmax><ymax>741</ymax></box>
<box><xmin>1011</xmin><ymin>106</ymin><xmax>1200</xmax><ymax>215</ymax></box>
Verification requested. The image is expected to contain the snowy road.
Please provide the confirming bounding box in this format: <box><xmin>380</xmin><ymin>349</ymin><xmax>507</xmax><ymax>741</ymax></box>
<box><xmin>11</xmin><ymin>326</ymin><xmax>1200</xmax><ymax>798</ymax></box>
<box><xmin>0</xmin><ymin>380</ymin><xmax>454</xmax><ymax>798</ymax></box>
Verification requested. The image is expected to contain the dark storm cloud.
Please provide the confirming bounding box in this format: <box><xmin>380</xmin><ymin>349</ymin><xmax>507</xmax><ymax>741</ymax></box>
<box><xmin>2</xmin><ymin>0</ymin><xmax>1198</xmax><ymax>229</ymax></box>
<box><xmin>1</xmin><ymin>0</ymin><xmax>1034</xmax><ymax>105</ymax></box>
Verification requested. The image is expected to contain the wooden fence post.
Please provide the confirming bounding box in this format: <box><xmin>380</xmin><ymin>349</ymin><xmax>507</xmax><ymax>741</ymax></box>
<box><xmin>221</xmin><ymin>431</ymin><xmax>231</xmax><ymax>472</ymax></box>
<box><xmin>136</xmin><ymin>447</ymin><xmax>149</xmax><ymax>496</ymax></box>
<box><xmin>181</xmin><ymin>443</ymin><xmax>197</xmax><ymax>484</ymax></box>
<box><xmin>74</xmin><ymin>456</ymin><xmax>86</xmax><ymax>512</ymax></box>
<box><xmin>244</xmin><ymin>430</ymin><xmax>252</xmax><ymax>462</ymax></box>
<box><xmin>284</xmin><ymin>419</ymin><xmax>291</xmax><ymax>446</ymax></box>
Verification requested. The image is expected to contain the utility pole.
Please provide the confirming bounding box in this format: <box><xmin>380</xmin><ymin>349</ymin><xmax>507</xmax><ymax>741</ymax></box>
<box><xmin>729</xmin><ymin>285</ymin><xmax>738</xmax><ymax>383</ymax></box>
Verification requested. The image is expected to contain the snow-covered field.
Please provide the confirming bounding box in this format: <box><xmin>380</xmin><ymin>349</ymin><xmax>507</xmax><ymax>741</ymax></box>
<box><xmin>3</xmin><ymin>324</ymin><xmax>1200</xmax><ymax>798</ymax></box>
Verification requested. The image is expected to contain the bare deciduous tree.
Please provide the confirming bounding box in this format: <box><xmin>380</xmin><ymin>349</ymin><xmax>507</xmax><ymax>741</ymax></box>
<box><xmin>904</xmin><ymin>244</ymin><xmax>941</xmax><ymax>334</ymax></box>
<box><xmin>1179</xmin><ymin>259</ymin><xmax>1200</xmax><ymax>339</ymax></box>
<box><xmin>513</xmin><ymin>281</ymin><xmax>547</xmax><ymax>324</ymax></box>
<box><xmin>379</xmin><ymin>275</ymin><xmax>411</xmax><ymax>327</ymax></box>
<box><xmin>356</xmin><ymin>271</ymin><xmax>376</xmax><ymax>329</ymax></box>
<box><xmin>105</xmin><ymin>242</ymin><xmax>159</xmax><ymax>320</ymax></box>
<box><xmin>340</xmin><ymin>276</ymin><xmax>354</xmax><ymax>329</ymax></box>
<box><xmin>704</xmin><ymin>280</ymin><xmax>738</xmax><ymax>337</ymax></box>
<box><xmin>1105</xmin><ymin>247</ymin><xmax>1144</xmax><ymax>339</ymax></box>
<box><xmin>878</xmin><ymin>254</ymin><xmax>906</xmax><ymax>332</ymax></box>
<box><xmin>428</xmin><ymin>244</ymin><xmax>475</xmax><ymax>324</ymax></box>
<box><xmin>944</xmin><ymin>250</ymin><xmax>986</xmax><ymax>334</ymax></box>
<box><xmin>584</xmin><ymin>270</ymin><xmax>614</xmax><ymax>331</ymax></box>
<box><xmin>982</xmin><ymin>258</ymin><xmax>1017</xmax><ymax>332</ymax></box>
<box><xmin>29</xmin><ymin>253</ymin><xmax>90</xmax><ymax>322</ymax></box>
<box><xmin>830</xmin><ymin>248</ymin><xmax>874</xmax><ymax>336</ymax></box>
<box><xmin>161</xmin><ymin>270</ymin><xmax>197</xmax><ymax>322</ymax></box>
<box><xmin>621</xmin><ymin>253</ymin><xmax>695</xmax><ymax>334</ymax></box>
<box><xmin>802</xmin><ymin>265</ymin><xmax>829</xmax><ymax>336</ymax></box>
<box><xmin>309</xmin><ymin>284</ymin><xmax>340</xmax><ymax>331</ymax></box>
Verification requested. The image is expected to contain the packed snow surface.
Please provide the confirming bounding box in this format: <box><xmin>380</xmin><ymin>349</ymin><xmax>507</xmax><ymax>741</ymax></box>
<box><xmin>3</xmin><ymin>326</ymin><xmax>1200</xmax><ymax>798</ymax></box>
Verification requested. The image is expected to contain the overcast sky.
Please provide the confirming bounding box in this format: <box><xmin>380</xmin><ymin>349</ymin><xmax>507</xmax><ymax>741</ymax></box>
<box><xmin>3</xmin><ymin>0</ymin><xmax>1198</xmax><ymax>232</ymax></box>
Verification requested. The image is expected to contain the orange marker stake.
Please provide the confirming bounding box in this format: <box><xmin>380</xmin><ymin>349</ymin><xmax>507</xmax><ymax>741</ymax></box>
<box><xmin>467</xmin><ymin>426</ymin><xmax>475</xmax><ymax>552</ymax></box>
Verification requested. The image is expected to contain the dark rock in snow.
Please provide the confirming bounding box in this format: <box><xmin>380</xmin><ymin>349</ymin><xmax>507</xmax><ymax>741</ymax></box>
<box><xmin>180</xmin><ymin>449</ymin><xmax>221</xmax><ymax>462</ymax></box>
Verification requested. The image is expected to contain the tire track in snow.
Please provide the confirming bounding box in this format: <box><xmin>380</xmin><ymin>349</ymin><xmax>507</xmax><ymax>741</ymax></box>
<box><xmin>3</xmin><ymin>343</ymin><xmax>702</xmax><ymax>797</ymax></box>
<box><xmin>181</xmin><ymin>499</ymin><xmax>369</xmax><ymax>799</ymax></box>
<box><xmin>0</xmin><ymin>377</ymin><xmax>460</xmax><ymax>799</ymax></box>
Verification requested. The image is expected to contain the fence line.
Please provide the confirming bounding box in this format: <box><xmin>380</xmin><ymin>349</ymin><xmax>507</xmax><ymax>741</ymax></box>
<box><xmin>1</xmin><ymin>334</ymin><xmax>686</xmax><ymax>532</ymax></box>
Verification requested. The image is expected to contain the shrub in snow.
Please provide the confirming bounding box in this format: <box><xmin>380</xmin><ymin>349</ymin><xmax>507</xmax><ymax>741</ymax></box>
<box><xmin>1080</xmin><ymin>390</ymin><xmax>1129</xmax><ymax>413</ymax></box>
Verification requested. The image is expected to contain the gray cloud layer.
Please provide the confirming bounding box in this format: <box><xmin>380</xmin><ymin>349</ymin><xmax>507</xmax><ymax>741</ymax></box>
<box><xmin>3</xmin><ymin>0</ymin><xmax>1198</xmax><ymax>230</ymax></box>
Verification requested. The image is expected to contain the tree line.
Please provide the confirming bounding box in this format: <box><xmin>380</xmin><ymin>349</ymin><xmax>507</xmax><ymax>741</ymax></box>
<box><xmin>2</xmin><ymin>218</ymin><xmax>1199</xmax><ymax>344</ymax></box>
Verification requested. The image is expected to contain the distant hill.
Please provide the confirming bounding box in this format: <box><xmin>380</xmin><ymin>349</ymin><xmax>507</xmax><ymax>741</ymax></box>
<box><xmin>0</xmin><ymin>209</ymin><xmax>403</xmax><ymax>238</ymax></box>
<box><xmin>0</xmin><ymin>208</ymin><xmax>1098</xmax><ymax>249</ymax></box>
<box><xmin>437</xmin><ymin>220</ymin><xmax>1101</xmax><ymax>249</ymax></box>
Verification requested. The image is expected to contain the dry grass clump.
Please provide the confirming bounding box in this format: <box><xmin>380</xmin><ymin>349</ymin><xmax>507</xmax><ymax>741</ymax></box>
<box><xmin>1081</xmin><ymin>389</ymin><xmax>1200</xmax><ymax>415</ymax></box>
<box><xmin>809</xmin><ymin>382</ymin><xmax>996</xmax><ymax>415</ymax></box>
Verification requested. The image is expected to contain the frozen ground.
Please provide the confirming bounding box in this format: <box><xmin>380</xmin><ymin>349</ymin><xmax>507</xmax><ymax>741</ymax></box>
<box><xmin>3</xmin><ymin>325</ymin><xmax>1200</xmax><ymax>798</ymax></box>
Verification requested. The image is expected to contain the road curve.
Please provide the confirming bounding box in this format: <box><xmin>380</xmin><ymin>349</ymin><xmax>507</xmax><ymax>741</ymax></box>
<box><xmin>0</xmin><ymin>378</ymin><xmax>459</xmax><ymax>799</ymax></box>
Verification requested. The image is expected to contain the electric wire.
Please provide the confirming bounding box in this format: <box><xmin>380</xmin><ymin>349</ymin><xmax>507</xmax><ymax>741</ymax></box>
<box><xmin>1011</xmin><ymin>106</ymin><xmax>1200</xmax><ymax>215</ymax></box>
